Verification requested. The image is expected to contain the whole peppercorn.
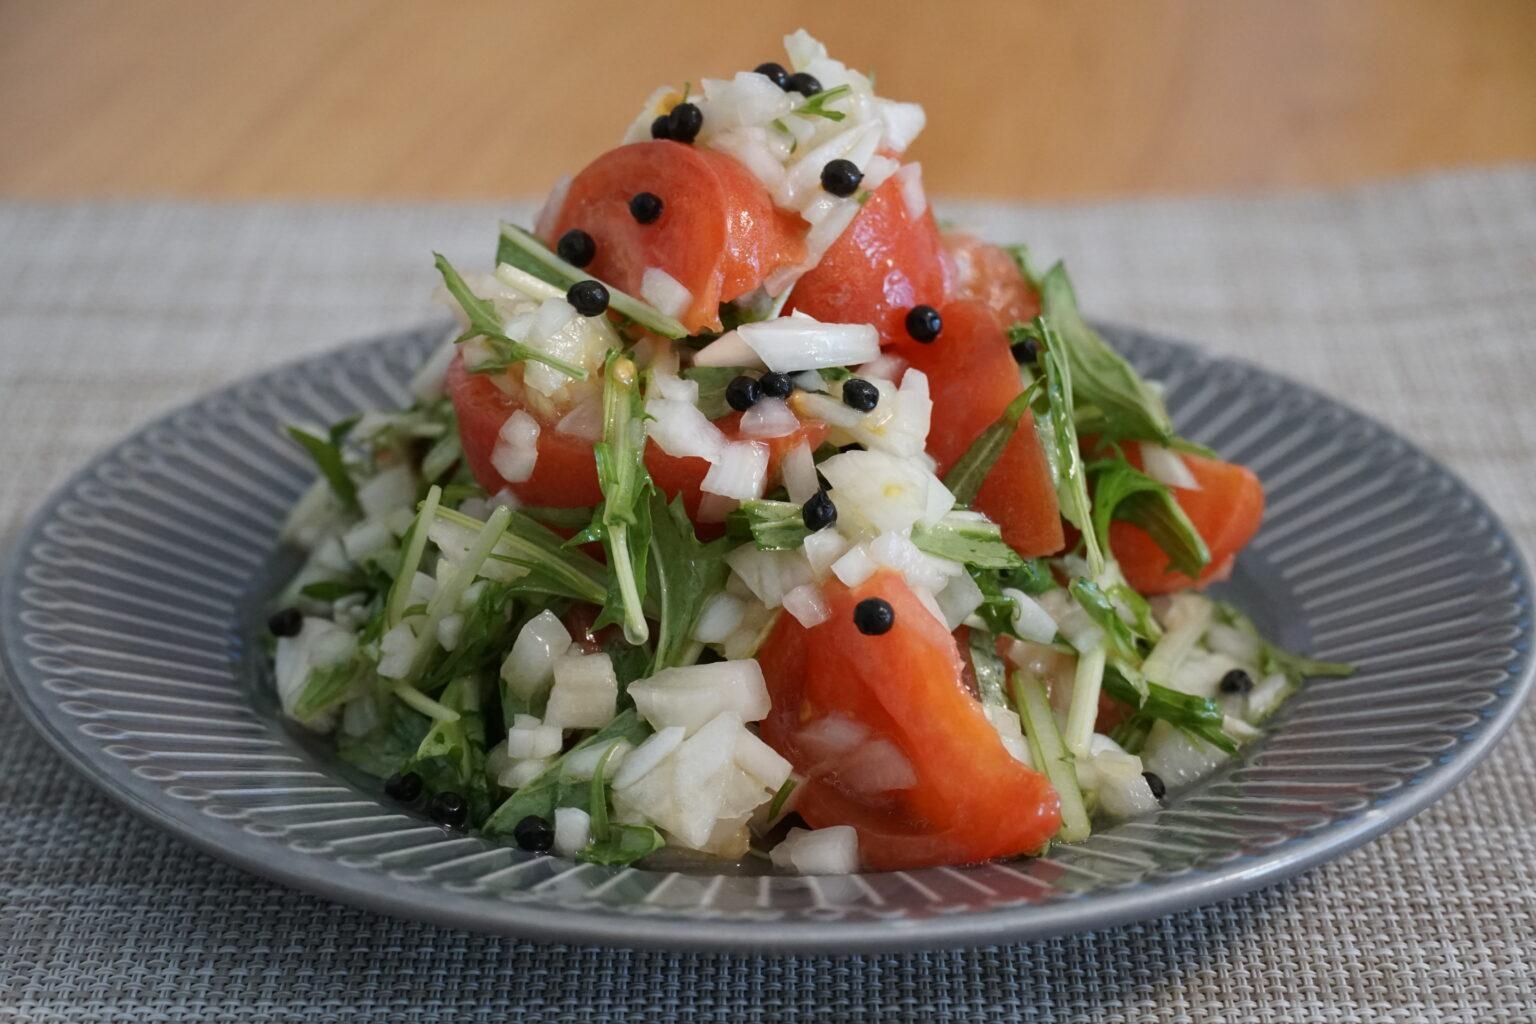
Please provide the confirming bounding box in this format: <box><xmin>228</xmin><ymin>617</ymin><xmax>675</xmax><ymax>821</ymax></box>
<box><xmin>801</xmin><ymin>490</ymin><xmax>837</xmax><ymax>531</ymax></box>
<box><xmin>754</xmin><ymin>61</ymin><xmax>790</xmax><ymax>89</ymax></box>
<box><xmin>785</xmin><ymin>71</ymin><xmax>822</xmax><ymax>97</ymax></box>
<box><xmin>566</xmin><ymin>279</ymin><xmax>610</xmax><ymax>317</ymax></box>
<box><xmin>758</xmin><ymin>371</ymin><xmax>793</xmax><ymax>399</ymax></box>
<box><xmin>513</xmin><ymin>814</ymin><xmax>555</xmax><ymax>853</ymax></box>
<box><xmin>650</xmin><ymin>115</ymin><xmax>671</xmax><ymax>140</ymax></box>
<box><xmin>266</xmin><ymin>607</ymin><xmax>303</xmax><ymax>637</ymax></box>
<box><xmin>425</xmin><ymin>791</ymin><xmax>468</xmax><ymax>828</ymax></box>
<box><xmin>905</xmin><ymin>304</ymin><xmax>943</xmax><ymax>343</ymax></box>
<box><xmin>556</xmin><ymin>229</ymin><xmax>596</xmax><ymax>268</ymax></box>
<box><xmin>853</xmin><ymin>598</ymin><xmax>895</xmax><ymax>636</ymax></box>
<box><xmin>1143</xmin><ymin>771</ymin><xmax>1168</xmax><ymax>802</ymax></box>
<box><xmin>1219</xmin><ymin>669</ymin><xmax>1255</xmax><ymax>695</ymax></box>
<box><xmin>820</xmin><ymin>158</ymin><xmax>863</xmax><ymax>198</ymax></box>
<box><xmin>383</xmin><ymin>771</ymin><xmax>423</xmax><ymax>803</ymax></box>
<box><xmin>666</xmin><ymin>102</ymin><xmax>703</xmax><ymax>144</ymax></box>
<box><xmin>841</xmin><ymin>377</ymin><xmax>880</xmax><ymax>413</ymax></box>
<box><xmin>629</xmin><ymin>191</ymin><xmax>664</xmax><ymax>224</ymax></box>
<box><xmin>725</xmin><ymin>374</ymin><xmax>761</xmax><ymax>412</ymax></box>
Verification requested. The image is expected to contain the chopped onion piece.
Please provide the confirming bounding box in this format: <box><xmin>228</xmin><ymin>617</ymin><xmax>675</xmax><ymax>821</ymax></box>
<box><xmin>490</xmin><ymin>409</ymin><xmax>540</xmax><ymax>483</ymax></box>
<box><xmin>802</xmin><ymin>527</ymin><xmax>851</xmax><ymax>576</ymax></box>
<box><xmin>770</xmin><ymin>826</ymin><xmax>860</xmax><ymax>875</ymax></box>
<box><xmin>646</xmin><ymin>398</ymin><xmax>727</xmax><ymax>461</ymax></box>
<box><xmin>701</xmin><ymin>441</ymin><xmax>770</xmax><ymax>500</ymax></box>
<box><xmin>612</xmin><ymin>726</ymin><xmax>686</xmax><ymax>790</ymax></box>
<box><xmin>555</xmin><ymin>394</ymin><xmax>604</xmax><ymax>441</ymax></box>
<box><xmin>739</xmin><ymin>396</ymin><xmax>799</xmax><ymax>438</ymax></box>
<box><xmin>693</xmin><ymin>592</ymin><xmax>747</xmax><ymax>643</ymax></box>
<box><xmin>553</xmin><ymin>806</ymin><xmax>592</xmax><ymax>858</ymax></box>
<box><xmin>830</xmin><ymin>544</ymin><xmax>878</xmax><ymax>587</ymax></box>
<box><xmin>628</xmin><ymin>661</ymin><xmax>772</xmax><ymax>734</ymax></box>
<box><xmin>500</xmin><ymin>610</ymin><xmax>572</xmax><ymax>700</ymax></box>
<box><xmin>782</xmin><ymin>583</ymin><xmax>831</xmax><ymax>628</ymax></box>
<box><xmin>691</xmin><ymin>330</ymin><xmax>765</xmax><ymax>369</ymax></box>
<box><xmin>1140</xmin><ymin>443</ymin><xmax>1199</xmax><ymax>490</ymax></box>
<box><xmin>781</xmin><ymin>440</ymin><xmax>819</xmax><ymax>503</ymax></box>
<box><xmin>544</xmin><ymin>652</ymin><xmax>618</xmax><ymax>729</ymax></box>
<box><xmin>640</xmin><ymin>267</ymin><xmax>693</xmax><ymax>319</ymax></box>
<box><xmin>736</xmin><ymin>316</ymin><xmax>881</xmax><ymax>372</ymax></box>
<box><xmin>1004</xmin><ymin>588</ymin><xmax>1060</xmax><ymax>644</ymax></box>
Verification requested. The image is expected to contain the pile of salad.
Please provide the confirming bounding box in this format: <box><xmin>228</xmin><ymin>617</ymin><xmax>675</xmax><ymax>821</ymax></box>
<box><xmin>270</xmin><ymin>30</ymin><xmax>1348</xmax><ymax>874</ymax></box>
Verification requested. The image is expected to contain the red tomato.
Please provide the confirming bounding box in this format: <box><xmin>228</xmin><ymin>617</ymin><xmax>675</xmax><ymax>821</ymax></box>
<box><xmin>545</xmin><ymin>141</ymin><xmax>805</xmax><ymax>333</ymax></box>
<box><xmin>942</xmin><ymin>232</ymin><xmax>1041</xmax><ymax>328</ymax></box>
<box><xmin>786</xmin><ymin>172</ymin><xmax>948</xmax><ymax>346</ymax></box>
<box><xmin>889</xmin><ymin>300</ymin><xmax>1065</xmax><ymax>558</ymax></box>
<box><xmin>446</xmin><ymin>353</ymin><xmax>826</xmax><ymax>519</ymax></box>
<box><xmin>1109</xmin><ymin>448</ymin><xmax>1265</xmax><ymax>594</ymax></box>
<box><xmin>757</xmin><ymin>571</ymin><xmax>1061</xmax><ymax>870</ymax></box>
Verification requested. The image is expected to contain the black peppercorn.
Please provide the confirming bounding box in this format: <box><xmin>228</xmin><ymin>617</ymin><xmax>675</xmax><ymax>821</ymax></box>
<box><xmin>1012</xmin><ymin>337</ymin><xmax>1039</xmax><ymax>364</ymax></box>
<box><xmin>841</xmin><ymin>377</ymin><xmax>879</xmax><ymax>413</ymax></box>
<box><xmin>513</xmin><ymin>814</ymin><xmax>556</xmax><ymax>853</ymax></box>
<box><xmin>629</xmin><ymin>191</ymin><xmax>663</xmax><ymax>224</ymax></box>
<box><xmin>426</xmin><ymin>790</ymin><xmax>468</xmax><ymax>828</ymax></box>
<box><xmin>650</xmin><ymin>115</ymin><xmax>671</xmax><ymax>140</ymax></box>
<box><xmin>566</xmin><ymin>279</ymin><xmax>610</xmax><ymax>317</ymax></box>
<box><xmin>785</xmin><ymin>71</ymin><xmax>822</xmax><ymax>97</ymax></box>
<box><xmin>1143</xmin><ymin>771</ymin><xmax>1168</xmax><ymax>801</ymax></box>
<box><xmin>820</xmin><ymin>158</ymin><xmax>863</xmax><ymax>198</ymax></box>
<box><xmin>853</xmin><ymin>598</ymin><xmax>895</xmax><ymax>636</ymax></box>
<box><xmin>758</xmin><ymin>371</ymin><xmax>793</xmax><ymax>399</ymax></box>
<box><xmin>905</xmin><ymin>304</ymin><xmax>942</xmax><ymax>343</ymax></box>
<box><xmin>666</xmin><ymin>102</ymin><xmax>703</xmax><ymax>144</ymax></box>
<box><xmin>801</xmin><ymin>490</ymin><xmax>837</xmax><ymax>531</ymax></box>
<box><xmin>556</xmin><ymin>228</ymin><xmax>595</xmax><ymax>268</ymax></box>
<box><xmin>383</xmin><ymin>771</ymin><xmax>422</xmax><ymax>803</ymax></box>
<box><xmin>754</xmin><ymin>61</ymin><xmax>790</xmax><ymax>89</ymax></box>
<box><xmin>1219</xmin><ymin>669</ymin><xmax>1255</xmax><ymax>695</ymax></box>
<box><xmin>725</xmin><ymin>374</ymin><xmax>761</xmax><ymax>412</ymax></box>
<box><xmin>266</xmin><ymin>607</ymin><xmax>303</xmax><ymax>638</ymax></box>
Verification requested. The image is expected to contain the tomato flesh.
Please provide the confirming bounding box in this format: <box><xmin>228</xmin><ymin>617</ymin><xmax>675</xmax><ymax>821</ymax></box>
<box><xmin>786</xmin><ymin>173</ymin><xmax>948</xmax><ymax>346</ymax></box>
<box><xmin>942</xmin><ymin>232</ymin><xmax>1041</xmax><ymax>328</ymax></box>
<box><xmin>447</xmin><ymin>352</ymin><xmax>826</xmax><ymax>518</ymax></box>
<box><xmin>889</xmin><ymin>300</ymin><xmax>1064</xmax><ymax>558</ymax></box>
<box><xmin>757</xmin><ymin>571</ymin><xmax>1061</xmax><ymax>870</ymax></box>
<box><xmin>1109</xmin><ymin>448</ymin><xmax>1265</xmax><ymax>593</ymax></box>
<box><xmin>546</xmin><ymin>141</ymin><xmax>805</xmax><ymax>333</ymax></box>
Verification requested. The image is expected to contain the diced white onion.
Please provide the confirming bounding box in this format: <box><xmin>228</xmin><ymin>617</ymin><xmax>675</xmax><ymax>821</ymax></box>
<box><xmin>830</xmin><ymin>544</ymin><xmax>878</xmax><ymax>587</ymax></box>
<box><xmin>490</xmin><ymin>409</ymin><xmax>540</xmax><ymax>483</ymax></box>
<box><xmin>893</xmin><ymin>160</ymin><xmax>928</xmax><ymax>219</ymax></box>
<box><xmin>646</xmin><ymin>398</ymin><xmax>727</xmax><ymax>461</ymax></box>
<box><xmin>357</xmin><ymin>465</ymin><xmax>418</xmax><ymax>520</ymax></box>
<box><xmin>545</xmin><ymin>653</ymin><xmax>618</xmax><ymax>729</ymax></box>
<box><xmin>734</xmin><ymin>729</ymin><xmax>794</xmax><ymax>790</ymax></box>
<box><xmin>562</xmin><ymin>738</ymin><xmax>632</xmax><ymax>781</ymax></box>
<box><xmin>500</xmin><ymin>610</ymin><xmax>572</xmax><ymax>700</ymax></box>
<box><xmin>726</xmin><ymin>544</ymin><xmax>815</xmax><ymax>608</ymax></box>
<box><xmin>701</xmin><ymin>441</ymin><xmax>770</xmax><ymax>500</ymax></box>
<box><xmin>553</xmin><ymin>806</ymin><xmax>592</xmax><ymax>857</ymax></box>
<box><xmin>640</xmin><ymin>267</ymin><xmax>693</xmax><ymax>319</ymax></box>
<box><xmin>781</xmin><ymin>440</ymin><xmax>819</xmax><ymax>504</ymax></box>
<box><xmin>693</xmin><ymin>592</ymin><xmax>747</xmax><ymax>643</ymax></box>
<box><xmin>935</xmin><ymin>571</ymin><xmax>985</xmax><ymax>630</ymax></box>
<box><xmin>739</xmin><ymin>397</ymin><xmax>799</xmax><ymax>438</ymax></box>
<box><xmin>782</xmin><ymin>583</ymin><xmax>831</xmax><ymax>628</ymax></box>
<box><xmin>770</xmin><ymin>826</ymin><xmax>859</xmax><ymax>875</ymax></box>
<box><xmin>736</xmin><ymin>316</ymin><xmax>881</xmax><ymax>373</ymax></box>
<box><xmin>802</xmin><ymin>527</ymin><xmax>850</xmax><ymax>577</ymax></box>
<box><xmin>409</xmin><ymin>338</ymin><xmax>458</xmax><ymax>402</ymax></box>
<box><xmin>1004</xmin><ymin>588</ymin><xmax>1060</xmax><ymax>644</ymax></box>
<box><xmin>691</xmin><ymin>330</ymin><xmax>765</xmax><ymax>369</ymax></box>
<box><xmin>818</xmin><ymin>449</ymin><xmax>953</xmax><ymax>536</ymax></box>
<box><xmin>628</xmin><ymin>661</ymin><xmax>772</xmax><ymax>734</ymax></box>
<box><xmin>341</xmin><ymin>519</ymin><xmax>393</xmax><ymax>563</ymax></box>
<box><xmin>651</xmin><ymin>371</ymin><xmax>698</xmax><ymax>404</ymax></box>
<box><xmin>875</xmin><ymin>99</ymin><xmax>927</xmax><ymax>153</ymax></box>
<box><xmin>375</xmin><ymin>622</ymin><xmax>417</xmax><ymax>680</ymax></box>
<box><xmin>797</xmin><ymin>714</ymin><xmax>868</xmax><ymax>759</ymax></box>
<box><xmin>612</xmin><ymin>726</ymin><xmax>687</xmax><ymax>790</ymax></box>
<box><xmin>555</xmin><ymin>394</ymin><xmax>604</xmax><ymax>441</ymax></box>
<box><xmin>1140</xmin><ymin>443</ymin><xmax>1200</xmax><ymax>490</ymax></box>
<box><xmin>839</xmin><ymin>739</ymin><xmax>918</xmax><ymax>795</ymax></box>
<box><xmin>436</xmin><ymin>613</ymin><xmax>464</xmax><ymax>652</ymax></box>
<box><xmin>502</xmin><ymin>757</ymin><xmax>551</xmax><ymax>790</ymax></box>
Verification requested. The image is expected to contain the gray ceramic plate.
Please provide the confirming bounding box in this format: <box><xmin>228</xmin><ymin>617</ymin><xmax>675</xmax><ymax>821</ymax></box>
<box><xmin>3</xmin><ymin>323</ymin><xmax>1531</xmax><ymax>952</ymax></box>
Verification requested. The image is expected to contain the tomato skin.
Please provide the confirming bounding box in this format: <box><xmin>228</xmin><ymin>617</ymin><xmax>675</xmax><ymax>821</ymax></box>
<box><xmin>447</xmin><ymin>353</ymin><xmax>826</xmax><ymax>519</ymax></box>
<box><xmin>758</xmin><ymin>571</ymin><xmax>1061</xmax><ymax>871</ymax></box>
<box><xmin>942</xmin><ymin>232</ymin><xmax>1041</xmax><ymax>328</ymax></box>
<box><xmin>1109</xmin><ymin>449</ymin><xmax>1265</xmax><ymax>594</ymax></box>
<box><xmin>546</xmin><ymin>141</ymin><xmax>805</xmax><ymax>333</ymax></box>
<box><xmin>786</xmin><ymin>173</ymin><xmax>948</xmax><ymax>346</ymax></box>
<box><xmin>889</xmin><ymin>300</ymin><xmax>1065</xmax><ymax>558</ymax></box>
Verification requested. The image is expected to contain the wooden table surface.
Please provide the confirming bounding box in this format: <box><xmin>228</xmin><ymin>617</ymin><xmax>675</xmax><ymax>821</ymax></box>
<box><xmin>2</xmin><ymin>0</ymin><xmax>1533</xmax><ymax>201</ymax></box>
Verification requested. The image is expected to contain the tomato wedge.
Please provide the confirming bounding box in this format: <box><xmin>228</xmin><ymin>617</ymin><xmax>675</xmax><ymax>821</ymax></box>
<box><xmin>447</xmin><ymin>353</ymin><xmax>826</xmax><ymax>520</ymax></box>
<box><xmin>545</xmin><ymin>141</ymin><xmax>805</xmax><ymax>333</ymax></box>
<box><xmin>889</xmin><ymin>300</ymin><xmax>1065</xmax><ymax>558</ymax></box>
<box><xmin>786</xmin><ymin>172</ymin><xmax>948</xmax><ymax>346</ymax></box>
<box><xmin>1109</xmin><ymin>448</ymin><xmax>1265</xmax><ymax>594</ymax></box>
<box><xmin>757</xmin><ymin>571</ymin><xmax>1061</xmax><ymax>870</ymax></box>
<box><xmin>942</xmin><ymin>232</ymin><xmax>1041</xmax><ymax>328</ymax></box>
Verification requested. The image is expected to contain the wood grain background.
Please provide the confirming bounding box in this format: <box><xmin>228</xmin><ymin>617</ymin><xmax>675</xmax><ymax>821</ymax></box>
<box><xmin>2</xmin><ymin>0</ymin><xmax>1533</xmax><ymax>200</ymax></box>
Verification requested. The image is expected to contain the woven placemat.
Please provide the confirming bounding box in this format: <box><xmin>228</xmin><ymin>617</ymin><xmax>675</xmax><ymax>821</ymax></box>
<box><xmin>1</xmin><ymin>169</ymin><xmax>1533</xmax><ymax>1021</ymax></box>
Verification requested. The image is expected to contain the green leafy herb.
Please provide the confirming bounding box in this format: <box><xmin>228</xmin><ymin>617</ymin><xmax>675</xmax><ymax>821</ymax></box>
<box><xmin>648</xmin><ymin>492</ymin><xmax>731</xmax><ymax>672</ymax></box>
<box><xmin>520</xmin><ymin>505</ymin><xmax>599</xmax><ymax>531</ymax></box>
<box><xmin>386</xmin><ymin>485</ymin><xmax>441</xmax><ymax>627</ymax></box>
<box><xmin>681</xmin><ymin>365</ymin><xmax>756</xmax><ymax>420</ymax></box>
<box><xmin>337</xmin><ymin>702</ymin><xmax>433</xmax><ymax>779</ymax></box>
<box><xmin>420</xmin><ymin>430</ymin><xmax>462</xmax><ymax>483</ymax></box>
<box><xmin>968</xmin><ymin>627</ymin><xmax>1010</xmax><ymax>707</ymax></box>
<box><xmin>1214</xmin><ymin>601</ymin><xmax>1354</xmax><ymax>685</ymax></box>
<box><xmin>969</xmin><ymin>561</ymin><xmax>1058</xmax><ymax>638</ymax></box>
<box><xmin>494</xmin><ymin>222</ymin><xmax>690</xmax><ymax>339</ymax></box>
<box><xmin>1068</xmin><ymin>577</ymin><xmax>1145</xmax><ymax>666</ymax></box>
<box><xmin>1087</xmin><ymin>456</ymin><xmax>1210</xmax><ymax>578</ymax></box>
<box><xmin>579</xmin><ymin>823</ymin><xmax>666</xmax><ymax>865</ymax></box>
<box><xmin>406</xmin><ymin>675</ymin><xmax>493</xmax><ymax>823</ymax></box>
<box><xmin>582</xmin><ymin>354</ymin><xmax>654</xmax><ymax>644</ymax></box>
<box><xmin>291</xmin><ymin>653</ymin><xmax>368</xmax><ymax>723</ymax></box>
<box><xmin>433</xmin><ymin>504</ymin><xmax>608</xmax><ymax>606</ymax></box>
<box><xmin>417</xmin><ymin>582</ymin><xmax>517</xmax><ymax>694</ymax></box>
<box><xmin>433</xmin><ymin>252</ymin><xmax>589</xmax><ymax>380</ymax></box>
<box><xmin>1032</xmin><ymin>327</ymin><xmax>1103</xmax><ymax>574</ymax></box>
<box><xmin>766</xmin><ymin>778</ymin><xmax>798</xmax><ymax>822</ymax></box>
<box><xmin>1012</xmin><ymin>671</ymin><xmax>1090</xmax><ymax>844</ymax></box>
<box><xmin>287</xmin><ymin>425</ymin><xmax>358</xmax><ymax>510</ymax></box>
<box><xmin>792</xmin><ymin>83</ymin><xmax>852</xmax><ymax>121</ymax></box>
<box><xmin>482</xmin><ymin>709</ymin><xmax>651</xmax><ymax>834</ymax></box>
<box><xmin>404</xmin><ymin>505</ymin><xmax>512</xmax><ymax>683</ymax></box>
<box><xmin>942</xmin><ymin>386</ymin><xmax>1038</xmax><ymax>507</ymax></box>
<box><xmin>911</xmin><ymin>514</ymin><xmax>1025</xmax><ymax>570</ymax></box>
<box><xmin>1101</xmin><ymin>664</ymin><xmax>1238</xmax><ymax>754</ymax></box>
<box><xmin>733</xmin><ymin>499</ymin><xmax>809</xmax><ymax>550</ymax></box>
<box><xmin>1036</xmin><ymin>262</ymin><xmax>1174</xmax><ymax>445</ymax></box>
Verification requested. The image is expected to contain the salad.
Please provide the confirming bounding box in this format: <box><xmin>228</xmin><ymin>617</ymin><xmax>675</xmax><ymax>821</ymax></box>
<box><xmin>269</xmin><ymin>30</ymin><xmax>1349</xmax><ymax>874</ymax></box>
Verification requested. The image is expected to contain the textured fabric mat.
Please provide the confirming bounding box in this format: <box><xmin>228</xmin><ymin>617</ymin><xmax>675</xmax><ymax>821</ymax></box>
<box><xmin>1</xmin><ymin>168</ymin><xmax>1534</xmax><ymax>1021</ymax></box>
